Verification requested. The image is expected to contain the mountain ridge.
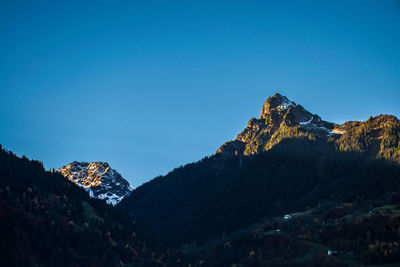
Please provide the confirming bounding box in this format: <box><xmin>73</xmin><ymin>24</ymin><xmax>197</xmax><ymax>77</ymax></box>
<box><xmin>217</xmin><ymin>93</ymin><xmax>400</xmax><ymax>162</ymax></box>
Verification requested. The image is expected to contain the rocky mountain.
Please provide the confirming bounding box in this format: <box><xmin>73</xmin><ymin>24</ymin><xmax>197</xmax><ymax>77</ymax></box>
<box><xmin>119</xmin><ymin>93</ymin><xmax>400</xmax><ymax>246</ymax></box>
<box><xmin>217</xmin><ymin>93</ymin><xmax>400</xmax><ymax>162</ymax></box>
<box><xmin>217</xmin><ymin>93</ymin><xmax>336</xmax><ymax>156</ymax></box>
<box><xmin>57</xmin><ymin>162</ymin><xmax>132</xmax><ymax>205</ymax></box>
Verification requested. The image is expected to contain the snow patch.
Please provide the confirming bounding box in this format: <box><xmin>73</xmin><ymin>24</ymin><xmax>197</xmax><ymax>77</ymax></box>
<box><xmin>277</xmin><ymin>98</ymin><xmax>295</xmax><ymax>110</ymax></box>
<box><xmin>87</xmin><ymin>188</ymin><xmax>94</xmax><ymax>198</ymax></box>
<box><xmin>96</xmin><ymin>192</ymin><xmax>128</xmax><ymax>206</ymax></box>
<box><xmin>328</xmin><ymin>250</ymin><xmax>337</xmax><ymax>256</ymax></box>
<box><xmin>328</xmin><ymin>128</ymin><xmax>346</xmax><ymax>137</ymax></box>
<box><xmin>331</xmin><ymin>129</ymin><xmax>346</xmax><ymax>135</ymax></box>
<box><xmin>300</xmin><ymin>119</ymin><xmax>330</xmax><ymax>133</ymax></box>
<box><xmin>299</xmin><ymin>117</ymin><xmax>313</xmax><ymax>126</ymax></box>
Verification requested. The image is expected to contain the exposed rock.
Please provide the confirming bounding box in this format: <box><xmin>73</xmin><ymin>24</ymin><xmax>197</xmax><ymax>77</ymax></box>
<box><xmin>217</xmin><ymin>93</ymin><xmax>336</xmax><ymax>156</ymax></box>
<box><xmin>57</xmin><ymin>162</ymin><xmax>132</xmax><ymax>205</ymax></box>
<box><xmin>260</xmin><ymin>93</ymin><xmax>295</xmax><ymax>118</ymax></box>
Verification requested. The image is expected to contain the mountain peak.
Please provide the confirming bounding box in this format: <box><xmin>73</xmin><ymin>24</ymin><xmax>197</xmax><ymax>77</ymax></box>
<box><xmin>217</xmin><ymin>93</ymin><xmax>336</xmax><ymax>156</ymax></box>
<box><xmin>260</xmin><ymin>93</ymin><xmax>295</xmax><ymax>118</ymax></box>
<box><xmin>57</xmin><ymin>161</ymin><xmax>132</xmax><ymax>205</ymax></box>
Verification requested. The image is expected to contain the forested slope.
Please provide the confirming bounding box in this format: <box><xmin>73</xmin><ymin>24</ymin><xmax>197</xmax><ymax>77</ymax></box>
<box><xmin>0</xmin><ymin>145</ymin><xmax>181</xmax><ymax>266</ymax></box>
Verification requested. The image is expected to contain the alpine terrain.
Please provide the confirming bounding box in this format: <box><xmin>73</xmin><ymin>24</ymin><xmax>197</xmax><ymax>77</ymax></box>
<box><xmin>58</xmin><ymin>161</ymin><xmax>132</xmax><ymax>205</ymax></box>
<box><xmin>1</xmin><ymin>93</ymin><xmax>400</xmax><ymax>266</ymax></box>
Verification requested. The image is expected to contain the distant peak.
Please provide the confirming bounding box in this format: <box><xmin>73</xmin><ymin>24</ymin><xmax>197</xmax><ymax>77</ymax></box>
<box><xmin>57</xmin><ymin>161</ymin><xmax>132</xmax><ymax>205</ymax></box>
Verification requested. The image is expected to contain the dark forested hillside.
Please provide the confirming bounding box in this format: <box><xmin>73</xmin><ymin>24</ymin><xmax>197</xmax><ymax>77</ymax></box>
<box><xmin>180</xmin><ymin>194</ymin><xmax>400</xmax><ymax>266</ymax></box>
<box><xmin>0</xmin><ymin>145</ymin><xmax>181</xmax><ymax>266</ymax></box>
<box><xmin>119</xmin><ymin>138</ymin><xmax>400</xmax><ymax>245</ymax></box>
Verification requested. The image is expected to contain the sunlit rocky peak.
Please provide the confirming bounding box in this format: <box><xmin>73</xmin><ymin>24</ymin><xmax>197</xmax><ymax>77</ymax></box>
<box><xmin>57</xmin><ymin>161</ymin><xmax>132</xmax><ymax>205</ymax></box>
<box><xmin>217</xmin><ymin>93</ymin><xmax>336</xmax><ymax>157</ymax></box>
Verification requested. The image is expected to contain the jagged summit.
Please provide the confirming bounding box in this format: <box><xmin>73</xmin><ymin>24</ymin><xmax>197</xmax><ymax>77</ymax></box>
<box><xmin>217</xmin><ymin>93</ymin><xmax>336</xmax><ymax>156</ymax></box>
<box><xmin>57</xmin><ymin>161</ymin><xmax>132</xmax><ymax>205</ymax></box>
<box><xmin>260</xmin><ymin>93</ymin><xmax>325</xmax><ymax>125</ymax></box>
<box><xmin>260</xmin><ymin>93</ymin><xmax>295</xmax><ymax>118</ymax></box>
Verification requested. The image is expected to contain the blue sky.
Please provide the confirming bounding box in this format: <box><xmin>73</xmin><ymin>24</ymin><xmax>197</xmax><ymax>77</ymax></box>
<box><xmin>1</xmin><ymin>1</ymin><xmax>399</xmax><ymax>187</ymax></box>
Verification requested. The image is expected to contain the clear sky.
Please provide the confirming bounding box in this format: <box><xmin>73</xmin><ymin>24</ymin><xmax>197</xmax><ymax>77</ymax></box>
<box><xmin>1</xmin><ymin>0</ymin><xmax>399</xmax><ymax>187</ymax></box>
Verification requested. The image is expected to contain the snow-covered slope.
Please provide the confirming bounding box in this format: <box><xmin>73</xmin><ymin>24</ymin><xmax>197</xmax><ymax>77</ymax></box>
<box><xmin>57</xmin><ymin>162</ymin><xmax>132</xmax><ymax>205</ymax></box>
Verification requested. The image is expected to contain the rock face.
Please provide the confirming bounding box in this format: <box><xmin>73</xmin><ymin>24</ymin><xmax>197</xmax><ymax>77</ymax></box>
<box><xmin>217</xmin><ymin>93</ymin><xmax>336</xmax><ymax>157</ymax></box>
<box><xmin>57</xmin><ymin>162</ymin><xmax>132</xmax><ymax>205</ymax></box>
